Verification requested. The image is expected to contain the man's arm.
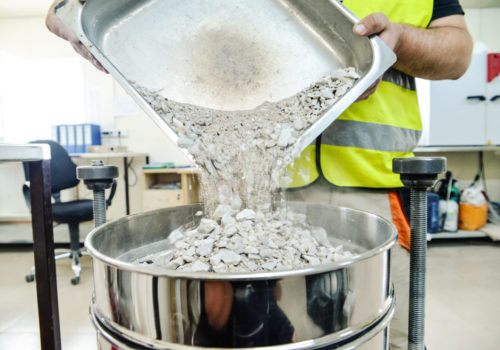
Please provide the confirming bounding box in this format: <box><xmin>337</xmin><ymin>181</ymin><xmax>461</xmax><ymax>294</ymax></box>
<box><xmin>354</xmin><ymin>13</ymin><xmax>473</xmax><ymax>80</ymax></box>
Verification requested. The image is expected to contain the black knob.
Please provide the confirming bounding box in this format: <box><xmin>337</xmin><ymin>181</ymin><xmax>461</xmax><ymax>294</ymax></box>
<box><xmin>393</xmin><ymin>157</ymin><xmax>446</xmax><ymax>189</ymax></box>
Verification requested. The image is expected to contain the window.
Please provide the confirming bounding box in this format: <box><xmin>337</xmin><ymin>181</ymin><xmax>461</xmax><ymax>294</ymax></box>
<box><xmin>0</xmin><ymin>52</ymin><xmax>86</xmax><ymax>143</ymax></box>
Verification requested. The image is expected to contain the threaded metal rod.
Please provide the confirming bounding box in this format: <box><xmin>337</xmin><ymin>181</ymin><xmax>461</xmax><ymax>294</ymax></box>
<box><xmin>93</xmin><ymin>190</ymin><xmax>106</xmax><ymax>228</ymax></box>
<box><xmin>408</xmin><ymin>188</ymin><xmax>427</xmax><ymax>350</ymax></box>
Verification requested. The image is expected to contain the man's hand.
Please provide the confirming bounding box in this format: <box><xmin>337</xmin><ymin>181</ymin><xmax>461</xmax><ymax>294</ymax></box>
<box><xmin>352</xmin><ymin>12</ymin><xmax>473</xmax><ymax>101</ymax></box>
<box><xmin>353</xmin><ymin>13</ymin><xmax>402</xmax><ymax>101</ymax></box>
<box><xmin>46</xmin><ymin>1</ymin><xmax>108</xmax><ymax>73</ymax></box>
<box><xmin>354</xmin><ymin>13</ymin><xmax>402</xmax><ymax>52</ymax></box>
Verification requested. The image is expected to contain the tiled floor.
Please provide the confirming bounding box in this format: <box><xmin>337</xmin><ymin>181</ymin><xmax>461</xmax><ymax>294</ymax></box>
<box><xmin>0</xmin><ymin>232</ymin><xmax>499</xmax><ymax>349</ymax></box>
<box><xmin>0</xmin><ymin>221</ymin><xmax>94</xmax><ymax>244</ymax></box>
<box><xmin>0</xmin><ymin>245</ymin><xmax>96</xmax><ymax>349</ymax></box>
<box><xmin>425</xmin><ymin>239</ymin><xmax>500</xmax><ymax>350</ymax></box>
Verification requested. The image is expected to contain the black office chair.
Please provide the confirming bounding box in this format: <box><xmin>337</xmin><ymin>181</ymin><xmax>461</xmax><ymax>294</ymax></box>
<box><xmin>22</xmin><ymin>140</ymin><xmax>117</xmax><ymax>285</ymax></box>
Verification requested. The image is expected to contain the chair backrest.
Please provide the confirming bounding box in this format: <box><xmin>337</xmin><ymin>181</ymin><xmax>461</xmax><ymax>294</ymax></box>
<box><xmin>23</xmin><ymin>140</ymin><xmax>80</xmax><ymax>193</ymax></box>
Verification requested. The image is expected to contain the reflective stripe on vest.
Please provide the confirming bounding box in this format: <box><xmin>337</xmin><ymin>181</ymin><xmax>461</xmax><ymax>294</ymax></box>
<box><xmin>285</xmin><ymin>0</ymin><xmax>433</xmax><ymax>189</ymax></box>
<box><xmin>383</xmin><ymin>68</ymin><xmax>416</xmax><ymax>91</ymax></box>
<box><xmin>322</xmin><ymin>119</ymin><xmax>422</xmax><ymax>153</ymax></box>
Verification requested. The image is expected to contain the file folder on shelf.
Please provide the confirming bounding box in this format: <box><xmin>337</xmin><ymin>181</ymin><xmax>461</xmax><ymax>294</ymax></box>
<box><xmin>54</xmin><ymin>123</ymin><xmax>101</xmax><ymax>153</ymax></box>
<box><xmin>83</xmin><ymin>124</ymin><xmax>101</xmax><ymax>152</ymax></box>
<box><xmin>75</xmin><ymin>124</ymin><xmax>85</xmax><ymax>153</ymax></box>
<box><xmin>58</xmin><ymin>125</ymin><xmax>69</xmax><ymax>153</ymax></box>
<box><xmin>51</xmin><ymin>126</ymin><xmax>59</xmax><ymax>143</ymax></box>
<box><xmin>67</xmin><ymin>124</ymin><xmax>76</xmax><ymax>154</ymax></box>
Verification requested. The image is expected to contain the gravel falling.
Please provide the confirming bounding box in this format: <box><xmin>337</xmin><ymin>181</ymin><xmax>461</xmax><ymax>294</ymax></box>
<box><xmin>134</xmin><ymin>68</ymin><xmax>360</xmax><ymax>272</ymax></box>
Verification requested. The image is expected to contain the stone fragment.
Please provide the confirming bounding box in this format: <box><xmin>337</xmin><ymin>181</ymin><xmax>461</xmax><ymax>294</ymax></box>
<box><xmin>302</xmin><ymin>255</ymin><xmax>321</xmax><ymax>265</ymax></box>
<box><xmin>223</xmin><ymin>224</ymin><xmax>238</xmax><ymax>237</ymax></box>
<box><xmin>277</xmin><ymin>127</ymin><xmax>295</xmax><ymax>148</ymax></box>
<box><xmin>175</xmin><ymin>241</ymin><xmax>189</xmax><ymax>250</ymax></box>
<box><xmin>262</xmin><ymin>260</ymin><xmax>278</xmax><ymax>270</ymax></box>
<box><xmin>213</xmin><ymin>205</ymin><xmax>233</xmax><ymax>219</ymax></box>
<box><xmin>221</xmin><ymin>214</ymin><xmax>236</xmax><ymax>227</ymax></box>
<box><xmin>244</xmin><ymin>246</ymin><xmax>259</xmax><ymax>255</ymax></box>
<box><xmin>177</xmin><ymin>136</ymin><xmax>194</xmax><ymax>148</ymax></box>
<box><xmin>210</xmin><ymin>253</ymin><xmax>222</xmax><ymax>266</ymax></box>
<box><xmin>191</xmin><ymin>260</ymin><xmax>210</xmax><ymax>272</ymax></box>
<box><xmin>243</xmin><ymin>259</ymin><xmax>258</xmax><ymax>271</ymax></box>
<box><xmin>196</xmin><ymin>239</ymin><xmax>214</xmax><ymax>257</ymax></box>
<box><xmin>197</xmin><ymin>218</ymin><xmax>217</xmax><ymax>234</ymax></box>
<box><xmin>293</xmin><ymin>119</ymin><xmax>304</xmax><ymax>131</ymax></box>
<box><xmin>168</xmin><ymin>229</ymin><xmax>184</xmax><ymax>245</ymax></box>
<box><xmin>260</xmin><ymin>248</ymin><xmax>273</xmax><ymax>258</ymax></box>
<box><xmin>153</xmin><ymin>250</ymin><xmax>174</xmax><ymax>265</ymax></box>
<box><xmin>218</xmin><ymin>249</ymin><xmax>242</xmax><ymax>265</ymax></box>
<box><xmin>213</xmin><ymin>262</ymin><xmax>228</xmax><ymax>273</ymax></box>
<box><xmin>166</xmin><ymin>257</ymin><xmax>184</xmax><ymax>270</ymax></box>
<box><xmin>312</xmin><ymin>227</ymin><xmax>331</xmax><ymax>247</ymax></box>
<box><xmin>236</xmin><ymin>209</ymin><xmax>256</xmax><ymax>221</ymax></box>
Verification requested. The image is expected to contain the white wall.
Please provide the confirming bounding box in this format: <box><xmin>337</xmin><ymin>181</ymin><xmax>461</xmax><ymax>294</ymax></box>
<box><xmin>0</xmin><ymin>17</ymin><xmax>74</xmax><ymax>218</ymax></box>
<box><xmin>0</xmin><ymin>17</ymin><xmax>72</xmax><ymax>58</ymax></box>
<box><xmin>0</xmin><ymin>15</ymin><xmax>190</xmax><ymax>219</ymax></box>
<box><xmin>0</xmin><ymin>16</ymin><xmax>114</xmax><ymax>218</ymax></box>
<box><xmin>465</xmin><ymin>8</ymin><xmax>500</xmax><ymax>51</ymax></box>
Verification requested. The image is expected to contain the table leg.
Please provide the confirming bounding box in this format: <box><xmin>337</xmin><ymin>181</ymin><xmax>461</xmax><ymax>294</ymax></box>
<box><xmin>29</xmin><ymin>160</ymin><xmax>61</xmax><ymax>350</ymax></box>
<box><xmin>124</xmin><ymin>156</ymin><xmax>130</xmax><ymax>215</ymax></box>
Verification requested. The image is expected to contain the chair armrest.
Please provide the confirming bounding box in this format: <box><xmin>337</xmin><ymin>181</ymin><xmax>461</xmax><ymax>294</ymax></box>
<box><xmin>22</xmin><ymin>183</ymin><xmax>31</xmax><ymax>210</ymax></box>
<box><xmin>106</xmin><ymin>180</ymin><xmax>117</xmax><ymax>208</ymax></box>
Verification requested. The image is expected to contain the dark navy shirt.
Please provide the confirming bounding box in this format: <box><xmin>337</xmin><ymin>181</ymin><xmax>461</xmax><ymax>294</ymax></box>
<box><xmin>432</xmin><ymin>0</ymin><xmax>465</xmax><ymax>21</ymax></box>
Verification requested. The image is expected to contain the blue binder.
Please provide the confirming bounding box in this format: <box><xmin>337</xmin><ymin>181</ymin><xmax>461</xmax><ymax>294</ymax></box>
<box><xmin>75</xmin><ymin>124</ymin><xmax>85</xmax><ymax>153</ymax></box>
<box><xmin>83</xmin><ymin>124</ymin><xmax>101</xmax><ymax>152</ymax></box>
<box><xmin>55</xmin><ymin>123</ymin><xmax>101</xmax><ymax>153</ymax></box>
<box><xmin>67</xmin><ymin>124</ymin><xmax>76</xmax><ymax>154</ymax></box>
<box><xmin>51</xmin><ymin>126</ymin><xmax>59</xmax><ymax>142</ymax></box>
<box><xmin>58</xmin><ymin>125</ymin><xmax>69</xmax><ymax>153</ymax></box>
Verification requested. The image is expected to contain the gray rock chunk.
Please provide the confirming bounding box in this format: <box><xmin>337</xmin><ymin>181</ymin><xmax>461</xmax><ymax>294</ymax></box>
<box><xmin>236</xmin><ymin>209</ymin><xmax>256</xmax><ymax>221</ymax></box>
<box><xmin>218</xmin><ymin>249</ymin><xmax>242</xmax><ymax>265</ymax></box>
<box><xmin>196</xmin><ymin>239</ymin><xmax>214</xmax><ymax>257</ymax></box>
<box><xmin>191</xmin><ymin>260</ymin><xmax>210</xmax><ymax>272</ymax></box>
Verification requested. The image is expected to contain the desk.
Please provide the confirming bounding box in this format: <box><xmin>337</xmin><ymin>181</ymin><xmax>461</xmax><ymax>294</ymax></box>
<box><xmin>71</xmin><ymin>152</ymin><xmax>149</xmax><ymax>215</ymax></box>
<box><xmin>0</xmin><ymin>144</ymin><xmax>60</xmax><ymax>350</ymax></box>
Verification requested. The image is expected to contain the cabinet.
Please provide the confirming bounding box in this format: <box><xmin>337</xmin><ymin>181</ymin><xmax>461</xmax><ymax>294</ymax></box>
<box><xmin>418</xmin><ymin>46</ymin><xmax>500</xmax><ymax>146</ymax></box>
<box><xmin>142</xmin><ymin>168</ymin><xmax>201</xmax><ymax>211</ymax></box>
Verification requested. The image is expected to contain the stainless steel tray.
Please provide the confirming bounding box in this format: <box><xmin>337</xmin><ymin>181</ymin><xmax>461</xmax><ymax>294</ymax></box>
<box><xmin>57</xmin><ymin>0</ymin><xmax>395</xmax><ymax>157</ymax></box>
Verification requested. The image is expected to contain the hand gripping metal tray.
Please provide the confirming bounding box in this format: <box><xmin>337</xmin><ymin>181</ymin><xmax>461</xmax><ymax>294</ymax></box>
<box><xmin>57</xmin><ymin>0</ymin><xmax>396</xmax><ymax>157</ymax></box>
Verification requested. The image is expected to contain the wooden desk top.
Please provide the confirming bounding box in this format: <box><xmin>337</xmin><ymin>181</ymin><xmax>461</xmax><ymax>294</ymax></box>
<box><xmin>71</xmin><ymin>152</ymin><xmax>149</xmax><ymax>158</ymax></box>
<box><xmin>142</xmin><ymin>167</ymin><xmax>200</xmax><ymax>174</ymax></box>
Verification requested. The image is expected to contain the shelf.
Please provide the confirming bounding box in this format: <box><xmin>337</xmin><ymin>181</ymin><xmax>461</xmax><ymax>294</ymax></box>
<box><xmin>142</xmin><ymin>168</ymin><xmax>201</xmax><ymax>211</ymax></box>
<box><xmin>414</xmin><ymin>145</ymin><xmax>500</xmax><ymax>153</ymax></box>
<box><xmin>427</xmin><ymin>230</ymin><xmax>489</xmax><ymax>241</ymax></box>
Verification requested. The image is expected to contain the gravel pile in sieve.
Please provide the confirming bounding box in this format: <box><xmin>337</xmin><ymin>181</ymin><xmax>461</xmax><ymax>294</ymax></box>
<box><xmin>134</xmin><ymin>68</ymin><xmax>359</xmax><ymax>272</ymax></box>
<box><xmin>138</xmin><ymin>206</ymin><xmax>354</xmax><ymax>272</ymax></box>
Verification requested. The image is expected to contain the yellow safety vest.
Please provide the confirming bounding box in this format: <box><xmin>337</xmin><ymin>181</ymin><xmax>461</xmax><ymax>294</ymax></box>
<box><xmin>285</xmin><ymin>0</ymin><xmax>434</xmax><ymax>189</ymax></box>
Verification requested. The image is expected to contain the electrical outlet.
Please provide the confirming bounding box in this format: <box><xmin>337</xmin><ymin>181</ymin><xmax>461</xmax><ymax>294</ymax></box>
<box><xmin>101</xmin><ymin>130</ymin><xmax>128</xmax><ymax>137</ymax></box>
